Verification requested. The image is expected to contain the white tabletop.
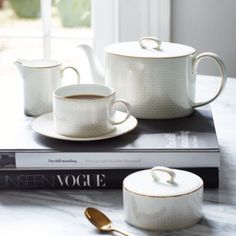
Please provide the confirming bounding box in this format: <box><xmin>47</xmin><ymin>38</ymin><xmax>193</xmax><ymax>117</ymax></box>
<box><xmin>0</xmin><ymin>76</ymin><xmax>236</xmax><ymax>236</ymax></box>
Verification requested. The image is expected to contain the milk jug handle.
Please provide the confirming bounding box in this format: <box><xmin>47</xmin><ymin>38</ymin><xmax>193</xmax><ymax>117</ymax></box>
<box><xmin>192</xmin><ymin>52</ymin><xmax>227</xmax><ymax>108</ymax></box>
<box><xmin>61</xmin><ymin>66</ymin><xmax>80</xmax><ymax>84</ymax></box>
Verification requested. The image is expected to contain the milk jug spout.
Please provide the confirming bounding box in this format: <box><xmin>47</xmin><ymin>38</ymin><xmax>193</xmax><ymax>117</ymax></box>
<box><xmin>14</xmin><ymin>59</ymin><xmax>27</xmax><ymax>78</ymax></box>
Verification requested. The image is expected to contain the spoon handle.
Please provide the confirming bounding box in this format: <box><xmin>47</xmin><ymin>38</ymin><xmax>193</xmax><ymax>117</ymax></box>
<box><xmin>112</xmin><ymin>227</ymin><xmax>132</xmax><ymax>236</ymax></box>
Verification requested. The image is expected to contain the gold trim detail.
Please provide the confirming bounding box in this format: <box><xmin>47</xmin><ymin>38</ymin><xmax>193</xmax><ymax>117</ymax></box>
<box><xmin>106</xmin><ymin>51</ymin><xmax>197</xmax><ymax>59</ymax></box>
<box><xmin>24</xmin><ymin>63</ymin><xmax>62</xmax><ymax>69</ymax></box>
<box><xmin>55</xmin><ymin>92</ymin><xmax>115</xmax><ymax>101</ymax></box>
<box><xmin>123</xmin><ymin>184</ymin><xmax>203</xmax><ymax>198</ymax></box>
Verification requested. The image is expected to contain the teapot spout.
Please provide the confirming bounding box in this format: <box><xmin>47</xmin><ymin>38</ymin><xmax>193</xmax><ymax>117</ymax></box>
<box><xmin>14</xmin><ymin>59</ymin><xmax>27</xmax><ymax>77</ymax></box>
<box><xmin>77</xmin><ymin>45</ymin><xmax>104</xmax><ymax>85</ymax></box>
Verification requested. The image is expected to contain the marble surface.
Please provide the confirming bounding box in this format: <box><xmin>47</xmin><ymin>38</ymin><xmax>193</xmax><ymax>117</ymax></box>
<box><xmin>0</xmin><ymin>76</ymin><xmax>236</xmax><ymax>235</ymax></box>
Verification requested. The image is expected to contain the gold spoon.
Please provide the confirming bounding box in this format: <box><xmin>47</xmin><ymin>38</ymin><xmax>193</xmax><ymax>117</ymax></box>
<box><xmin>84</xmin><ymin>207</ymin><xmax>132</xmax><ymax>236</ymax></box>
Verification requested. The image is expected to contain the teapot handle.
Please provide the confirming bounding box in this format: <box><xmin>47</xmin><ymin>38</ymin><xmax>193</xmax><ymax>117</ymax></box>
<box><xmin>61</xmin><ymin>66</ymin><xmax>80</xmax><ymax>84</ymax></box>
<box><xmin>192</xmin><ymin>53</ymin><xmax>227</xmax><ymax>107</ymax></box>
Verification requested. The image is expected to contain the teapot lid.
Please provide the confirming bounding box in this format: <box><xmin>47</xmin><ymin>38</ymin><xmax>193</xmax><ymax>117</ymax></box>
<box><xmin>123</xmin><ymin>166</ymin><xmax>203</xmax><ymax>197</ymax></box>
<box><xmin>105</xmin><ymin>37</ymin><xmax>196</xmax><ymax>59</ymax></box>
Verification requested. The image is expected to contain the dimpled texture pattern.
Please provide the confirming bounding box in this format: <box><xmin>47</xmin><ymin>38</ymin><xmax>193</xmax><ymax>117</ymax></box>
<box><xmin>54</xmin><ymin>95</ymin><xmax>116</xmax><ymax>137</ymax></box>
<box><xmin>124</xmin><ymin>187</ymin><xmax>203</xmax><ymax>230</ymax></box>
<box><xmin>22</xmin><ymin>66</ymin><xmax>61</xmax><ymax>117</ymax></box>
<box><xmin>105</xmin><ymin>54</ymin><xmax>196</xmax><ymax>119</ymax></box>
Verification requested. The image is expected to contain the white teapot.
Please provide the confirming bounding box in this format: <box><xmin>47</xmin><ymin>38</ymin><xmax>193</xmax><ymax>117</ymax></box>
<box><xmin>78</xmin><ymin>37</ymin><xmax>227</xmax><ymax>119</ymax></box>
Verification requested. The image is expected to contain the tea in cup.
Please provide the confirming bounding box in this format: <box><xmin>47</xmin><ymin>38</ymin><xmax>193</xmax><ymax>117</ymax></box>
<box><xmin>53</xmin><ymin>84</ymin><xmax>131</xmax><ymax>137</ymax></box>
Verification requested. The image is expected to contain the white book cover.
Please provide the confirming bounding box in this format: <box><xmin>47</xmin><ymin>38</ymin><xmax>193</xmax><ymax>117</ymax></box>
<box><xmin>0</xmin><ymin>106</ymin><xmax>220</xmax><ymax>169</ymax></box>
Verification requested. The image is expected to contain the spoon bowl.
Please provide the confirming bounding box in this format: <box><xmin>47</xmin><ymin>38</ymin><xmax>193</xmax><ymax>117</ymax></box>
<box><xmin>84</xmin><ymin>207</ymin><xmax>131</xmax><ymax>236</ymax></box>
<box><xmin>84</xmin><ymin>207</ymin><xmax>112</xmax><ymax>231</ymax></box>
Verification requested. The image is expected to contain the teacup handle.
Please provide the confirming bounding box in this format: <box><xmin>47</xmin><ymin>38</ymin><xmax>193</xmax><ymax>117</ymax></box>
<box><xmin>110</xmin><ymin>99</ymin><xmax>131</xmax><ymax>125</ymax></box>
<box><xmin>192</xmin><ymin>52</ymin><xmax>227</xmax><ymax>107</ymax></box>
<box><xmin>61</xmin><ymin>66</ymin><xmax>80</xmax><ymax>84</ymax></box>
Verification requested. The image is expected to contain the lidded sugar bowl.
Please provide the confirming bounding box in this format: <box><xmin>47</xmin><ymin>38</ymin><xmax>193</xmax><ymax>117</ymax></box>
<box><xmin>123</xmin><ymin>166</ymin><xmax>203</xmax><ymax>230</ymax></box>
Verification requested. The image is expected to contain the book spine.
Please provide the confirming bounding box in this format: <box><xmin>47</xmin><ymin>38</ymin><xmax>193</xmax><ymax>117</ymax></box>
<box><xmin>0</xmin><ymin>151</ymin><xmax>220</xmax><ymax>168</ymax></box>
<box><xmin>0</xmin><ymin>152</ymin><xmax>16</xmax><ymax>168</ymax></box>
<box><xmin>0</xmin><ymin>168</ymin><xmax>219</xmax><ymax>189</ymax></box>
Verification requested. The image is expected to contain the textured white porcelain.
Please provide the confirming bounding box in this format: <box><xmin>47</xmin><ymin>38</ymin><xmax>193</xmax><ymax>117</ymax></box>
<box><xmin>123</xmin><ymin>166</ymin><xmax>203</xmax><ymax>231</ymax></box>
<box><xmin>105</xmin><ymin>38</ymin><xmax>196</xmax><ymax>58</ymax></box>
<box><xmin>14</xmin><ymin>58</ymin><xmax>80</xmax><ymax>117</ymax></box>
<box><xmin>78</xmin><ymin>37</ymin><xmax>227</xmax><ymax>119</ymax></box>
<box><xmin>32</xmin><ymin>111</ymin><xmax>137</xmax><ymax>141</ymax></box>
<box><xmin>53</xmin><ymin>84</ymin><xmax>131</xmax><ymax>138</ymax></box>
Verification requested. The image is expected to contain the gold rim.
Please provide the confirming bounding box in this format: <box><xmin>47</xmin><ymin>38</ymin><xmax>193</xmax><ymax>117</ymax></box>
<box><xmin>24</xmin><ymin>62</ymin><xmax>62</xmax><ymax>69</ymax></box>
<box><xmin>54</xmin><ymin>92</ymin><xmax>115</xmax><ymax>101</ymax></box>
<box><xmin>123</xmin><ymin>184</ymin><xmax>203</xmax><ymax>198</ymax></box>
<box><xmin>106</xmin><ymin>51</ymin><xmax>197</xmax><ymax>59</ymax></box>
<box><xmin>27</xmin><ymin>65</ymin><xmax>61</xmax><ymax>69</ymax></box>
<box><xmin>54</xmin><ymin>84</ymin><xmax>115</xmax><ymax>101</ymax></box>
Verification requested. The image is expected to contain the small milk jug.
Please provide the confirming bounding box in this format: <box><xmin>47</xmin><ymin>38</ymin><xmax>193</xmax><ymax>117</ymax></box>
<box><xmin>14</xmin><ymin>58</ymin><xmax>80</xmax><ymax>117</ymax></box>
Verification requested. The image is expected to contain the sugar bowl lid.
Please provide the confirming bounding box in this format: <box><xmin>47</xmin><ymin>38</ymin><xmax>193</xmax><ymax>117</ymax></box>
<box><xmin>105</xmin><ymin>37</ymin><xmax>196</xmax><ymax>59</ymax></box>
<box><xmin>123</xmin><ymin>166</ymin><xmax>203</xmax><ymax>197</ymax></box>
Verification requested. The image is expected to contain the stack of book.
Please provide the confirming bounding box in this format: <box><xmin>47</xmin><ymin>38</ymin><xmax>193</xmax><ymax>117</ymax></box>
<box><xmin>0</xmin><ymin>105</ymin><xmax>220</xmax><ymax>189</ymax></box>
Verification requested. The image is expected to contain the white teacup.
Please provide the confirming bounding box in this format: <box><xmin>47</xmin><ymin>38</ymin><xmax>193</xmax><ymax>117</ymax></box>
<box><xmin>53</xmin><ymin>84</ymin><xmax>131</xmax><ymax>137</ymax></box>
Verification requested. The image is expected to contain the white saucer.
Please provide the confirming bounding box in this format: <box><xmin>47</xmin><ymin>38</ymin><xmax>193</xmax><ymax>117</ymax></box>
<box><xmin>32</xmin><ymin>111</ymin><xmax>138</xmax><ymax>141</ymax></box>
